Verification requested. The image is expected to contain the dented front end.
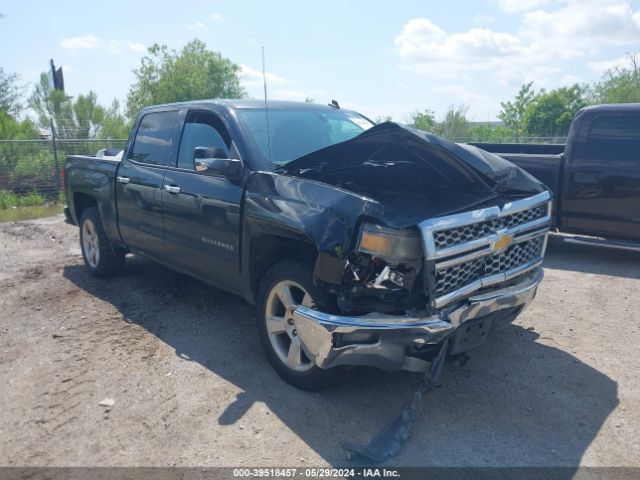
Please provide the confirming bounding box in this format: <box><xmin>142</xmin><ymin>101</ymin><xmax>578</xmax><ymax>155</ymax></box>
<box><xmin>298</xmin><ymin>191</ymin><xmax>551</xmax><ymax>372</ymax></box>
<box><xmin>247</xmin><ymin>122</ymin><xmax>552</xmax><ymax>372</ymax></box>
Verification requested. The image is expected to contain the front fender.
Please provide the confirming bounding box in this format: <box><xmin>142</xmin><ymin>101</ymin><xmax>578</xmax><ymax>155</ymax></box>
<box><xmin>240</xmin><ymin>172</ymin><xmax>385</xmax><ymax>293</ymax></box>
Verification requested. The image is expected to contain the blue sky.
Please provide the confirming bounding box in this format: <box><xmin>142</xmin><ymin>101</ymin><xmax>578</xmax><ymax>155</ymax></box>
<box><xmin>1</xmin><ymin>0</ymin><xmax>639</xmax><ymax>121</ymax></box>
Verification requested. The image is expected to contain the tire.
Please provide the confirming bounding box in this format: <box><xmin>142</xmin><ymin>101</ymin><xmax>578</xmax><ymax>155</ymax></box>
<box><xmin>79</xmin><ymin>207</ymin><xmax>125</xmax><ymax>277</ymax></box>
<box><xmin>256</xmin><ymin>260</ymin><xmax>341</xmax><ymax>390</ymax></box>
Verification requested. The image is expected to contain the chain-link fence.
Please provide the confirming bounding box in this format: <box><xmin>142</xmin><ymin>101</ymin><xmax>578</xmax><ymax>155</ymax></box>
<box><xmin>0</xmin><ymin>138</ymin><xmax>127</xmax><ymax>199</ymax></box>
<box><xmin>0</xmin><ymin>135</ymin><xmax>565</xmax><ymax>202</ymax></box>
<box><xmin>447</xmin><ymin>136</ymin><xmax>567</xmax><ymax>144</ymax></box>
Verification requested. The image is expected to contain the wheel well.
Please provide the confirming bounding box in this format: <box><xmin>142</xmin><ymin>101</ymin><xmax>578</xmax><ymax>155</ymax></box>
<box><xmin>73</xmin><ymin>193</ymin><xmax>98</xmax><ymax>222</ymax></box>
<box><xmin>250</xmin><ymin>234</ymin><xmax>318</xmax><ymax>297</ymax></box>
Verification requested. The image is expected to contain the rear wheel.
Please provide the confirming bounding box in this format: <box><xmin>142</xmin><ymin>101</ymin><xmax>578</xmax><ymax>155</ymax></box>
<box><xmin>79</xmin><ymin>207</ymin><xmax>125</xmax><ymax>277</ymax></box>
<box><xmin>257</xmin><ymin>260</ymin><xmax>340</xmax><ymax>390</ymax></box>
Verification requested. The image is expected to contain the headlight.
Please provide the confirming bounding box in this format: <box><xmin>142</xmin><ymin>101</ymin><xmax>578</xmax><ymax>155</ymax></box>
<box><xmin>357</xmin><ymin>223</ymin><xmax>423</xmax><ymax>263</ymax></box>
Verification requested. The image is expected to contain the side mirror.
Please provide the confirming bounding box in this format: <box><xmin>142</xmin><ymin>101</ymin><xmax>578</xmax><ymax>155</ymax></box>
<box><xmin>193</xmin><ymin>146</ymin><xmax>243</xmax><ymax>180</ymax></box>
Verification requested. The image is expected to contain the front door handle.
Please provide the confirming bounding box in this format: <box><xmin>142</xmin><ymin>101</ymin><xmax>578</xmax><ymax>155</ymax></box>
<box><xmin>117</xmin><ymin>176</ymin><xmax>130</xmax><ymax>184</ymax></box>
<box><xmin>164</xmin><ymin>185</ymin><xmax>181</xmax><ymax>194</ymax></box>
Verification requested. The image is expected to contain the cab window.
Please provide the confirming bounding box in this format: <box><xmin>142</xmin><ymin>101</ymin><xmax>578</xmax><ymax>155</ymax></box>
<box><xmin>177</xmin><ymin>112</ymin><xmax>230</xmax><ymax>170</ymax></box>
<box><xmin>586</xmin><ymin>114</ymin><xmax>640</xmax><ymax>162</ymax></box>
<box><xmin>131</xmin><ymin>111</ymin><xmax>178</xmax><ymax>165</ymax></box>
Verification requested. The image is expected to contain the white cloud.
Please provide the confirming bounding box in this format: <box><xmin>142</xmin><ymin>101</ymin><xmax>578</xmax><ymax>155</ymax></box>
<box><xmin>210</xmin><ymin>13</ymin><xmax>223</xmax><ymax>21</ymax></box>
<box><xmin>60</xmin><ymin>35</ymin><xmax>101</xmax><ymax>50</ymax></box>
<box><xmin>495</xmin><ymin>0</ymin><xmax>550</xmax><ymax>14</ymax></box>
<box><xmin>433</xmin><ymin>85</ymin><xmax>502</xmax><ymax>119</ymax></box>
<box><xmin>395</xmin><ymin>1</ymin><xmax>640</xmax><ymax>82</ymax></box>
<box><xmin>239</xmin><ymin>64</ymin><xmax>287</xmax><ymax>87</ymax></box>
<box><xmin>521</xmin><ymin>1</ymin><xmax>640</xmax><ymax>59</ymax></box>
<box><xmin>395</xmin><ymin>19</ymin><xmax>524</xmax><ymax>65</ymax></box>
<box><xmin>106</xmin><ymin>39</ymin><xmax>121</xmax><ymax>54</ymax></box>
<box><xmin>395</xmin><ymin>18</ymin><xmax>527</xmax><ymax>83</ymax></box>
<box><xmin>128</xmin><ymin>42</ymin><xmax>146</xmax><ymax>53</ymax></box>
<box><xmin>473</xmin><ymin>14</ymin><xmax>495</xmax><ymax>25</ymax></box>
<box><xmin>186</xmin><ymin>21</ymin><xmax>205</xmax><ymax>30</ymax></box>
<box><xmin>588</xmin><ymin>55</ymin><xmax>631</xmax><ymax>73</ymax></box>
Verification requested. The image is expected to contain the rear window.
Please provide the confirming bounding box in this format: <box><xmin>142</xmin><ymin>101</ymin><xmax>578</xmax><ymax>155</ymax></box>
<box><xmin>131</xmin><ymin>111</ymin><xmax>179</xmax><ymax>165</ymax></box>
<box><xmin>586</xmin><ymin>114</ymin><xmax>640</xmax><ymax>161</ymax></box>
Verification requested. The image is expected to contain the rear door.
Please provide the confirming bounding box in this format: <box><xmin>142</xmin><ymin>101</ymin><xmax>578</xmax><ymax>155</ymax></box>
<box><xmin>116</xmin><ymin>110</ymin><xmax>179</xmax><ymax>258</ymax></box>
<box><xmin>161</xmin><ymin>109</ymin><xmax>244</xmax><ymax>290</ymax></box>
<box><xmin>565</xmin><ymin>112</ymin><xmax>640</xmax><ymax>239</ymax></box>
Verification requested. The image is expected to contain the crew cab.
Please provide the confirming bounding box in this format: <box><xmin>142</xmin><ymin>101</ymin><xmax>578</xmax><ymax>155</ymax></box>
<box><xmin>64</xmin><ymin>100</ymin><xmax>551</xmax><ymax>389</ymax></box>
<box><xmin>474</xmin><ymin>103</ymin><xmax>640</xmax><ymax>250</ymax></box>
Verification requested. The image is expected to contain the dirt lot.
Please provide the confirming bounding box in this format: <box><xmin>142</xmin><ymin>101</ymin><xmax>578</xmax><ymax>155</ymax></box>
<box><xmin>0</xmin><ymin>214</ymin><xmax>639</xmax><ymax>468</ymax></box>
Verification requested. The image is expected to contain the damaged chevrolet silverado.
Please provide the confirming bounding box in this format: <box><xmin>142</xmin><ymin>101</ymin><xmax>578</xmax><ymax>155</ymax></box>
<box><xmin>64</xmin><ymin>100</ymin><xmax>551</xmax><ymax>390</ymax></box>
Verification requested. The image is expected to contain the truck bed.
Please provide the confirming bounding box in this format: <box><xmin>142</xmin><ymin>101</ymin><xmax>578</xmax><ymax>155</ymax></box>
<box><xmin>472</xmin><ymin>144</ymin><xmax>563</xmax><ymax>200</ymax></box>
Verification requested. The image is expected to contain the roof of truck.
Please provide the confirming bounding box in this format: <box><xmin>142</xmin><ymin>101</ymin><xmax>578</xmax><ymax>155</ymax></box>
<box><xmin>142</xmin><ymin>99</ymin><xmax>347</xmax><ymax>112</ymax></box>
<box><xmin>580</xmin><ymin>103</ymin><xmax>640</xmax><ymax>113</ymax></box>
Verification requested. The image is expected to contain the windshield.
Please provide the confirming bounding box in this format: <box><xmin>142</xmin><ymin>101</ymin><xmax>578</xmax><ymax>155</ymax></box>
<box><xmin>237</xmin><ymin>108</ymin><xmax>374</xmax><ymax>165</ymax></box>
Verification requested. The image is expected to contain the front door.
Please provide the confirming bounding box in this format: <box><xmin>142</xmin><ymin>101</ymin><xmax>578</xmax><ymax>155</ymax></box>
<box><xmin>116</xmin><ymin>110</ymin><xmax>179</xmax><ymax>258</ymax></box>
<box><xmin>161</xmin><ymin>110</ymin><xmax>244</xmax><ymax>290</ymax></box>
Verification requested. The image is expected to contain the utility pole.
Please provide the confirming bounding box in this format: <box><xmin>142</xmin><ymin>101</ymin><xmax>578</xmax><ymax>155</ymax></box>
<box><xmin>48</xmin><ymin>59</ymin><xmax>65</xmax><ymax>191</ymax></box>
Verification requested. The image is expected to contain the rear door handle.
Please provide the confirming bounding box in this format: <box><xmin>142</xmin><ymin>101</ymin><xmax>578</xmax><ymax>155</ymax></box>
<box><xmin>164</xmin><ymin>185</ymin><xmax>181</xmax><ymax>194</ymax></box>
<box><xmin>117</xmin><ymin>176</ymin><xmax>130</xmax><ymax>184</ymax></box>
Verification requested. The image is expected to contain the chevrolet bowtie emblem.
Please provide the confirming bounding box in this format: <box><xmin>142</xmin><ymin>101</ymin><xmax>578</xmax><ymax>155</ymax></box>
<box><xmin>492</xmin><ymin>233</ymin><xmax>514</xmax><ymax>254</ymax></box>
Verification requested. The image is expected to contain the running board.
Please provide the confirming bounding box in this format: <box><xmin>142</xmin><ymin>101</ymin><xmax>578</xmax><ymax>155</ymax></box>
<box><xmin>554</xmin><ymin>233</ymin><xmax>640</xmax><ymax>253</ymax></box>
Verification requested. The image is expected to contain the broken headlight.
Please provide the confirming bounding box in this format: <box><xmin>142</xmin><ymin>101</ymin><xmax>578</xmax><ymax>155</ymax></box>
<box><xmin>357</xmin><ymin>223</ymin><xmax>423</xmax><ymax>264</ymax></box>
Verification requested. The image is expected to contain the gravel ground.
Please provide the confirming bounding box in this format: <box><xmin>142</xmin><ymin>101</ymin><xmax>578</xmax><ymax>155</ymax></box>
<box><xmin>0</xmin><ymin>214</ymin><xmax>638</xmax><ymax>468</ymax></box>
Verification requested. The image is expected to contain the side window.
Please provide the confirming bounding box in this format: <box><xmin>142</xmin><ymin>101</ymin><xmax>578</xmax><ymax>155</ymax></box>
<box><xmin>586</xmin><ymin>114</ymin><xmax>640</xmax><ymax>162</ymax></box>
<box><xmin>131</xmin><ymin>111</ymin><xmax>178</xmax><ymax>165</ymax></box>
<box><xmin>177</xmin><ymin>113</ymin><xmax>229</xmax><ymax>170</ymax></box>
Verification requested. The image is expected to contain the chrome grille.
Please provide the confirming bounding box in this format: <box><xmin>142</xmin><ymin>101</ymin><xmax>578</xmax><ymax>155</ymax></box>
<box><xmin>434</xmin><ymin>204</ymin><xmax>547</xmax><ymax>249</ymax></box>
<box><xmin>435</xmin><ymin>237</ymin><xmax>543</xmax><ymax>297</ymax></box>
<box><xmin>420</xmin><ymin>191</ymin><xmax>551</xmax><ymax>309</ymax></box>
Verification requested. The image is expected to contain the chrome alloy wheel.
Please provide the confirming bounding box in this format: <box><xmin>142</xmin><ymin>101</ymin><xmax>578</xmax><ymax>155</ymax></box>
<box><xmin>82</xmin><ymin>218</ymin><xmax>100</xmax><ymax>268</ymax></box>
<box><xmin>264</xmin><ymin>280</ymin><xmax>315</xmax><ymax>372</ymax></box>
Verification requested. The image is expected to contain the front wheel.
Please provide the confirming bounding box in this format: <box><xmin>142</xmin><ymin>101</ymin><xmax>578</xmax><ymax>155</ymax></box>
<box><xmin>256</xmin><ymin>260</ymin><xmax>341</xmax><ymax>390</ymax></box>
<box><xmin>79</xmin><ymin>207</ymin><xmax>125</xmax><ymax>277</ymax></box>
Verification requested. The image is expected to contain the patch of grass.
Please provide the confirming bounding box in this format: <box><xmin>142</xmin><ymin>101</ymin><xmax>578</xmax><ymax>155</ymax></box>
<box><xmin>0</xmin><ymin>190</ymin><xmax>19</xmax><ymax>209</ymax></box>
<box><xmin>0</xmin><ymin>190</ymin><xmax>46</xmax><ymax>209</ymax></box>
<box><xmin>17</xmin><ymin>190</ymin><xmax>45</xmax><ymax>207</ymax></box>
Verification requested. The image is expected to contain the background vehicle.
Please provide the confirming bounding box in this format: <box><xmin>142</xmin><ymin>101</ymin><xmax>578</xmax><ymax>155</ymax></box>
<box><xmin>474</xmin><ymin>104</ymin><xmax>640</xmax><ymax>250</ymax></box>
<box><xmin>64</xmin><ymin>100</ymin><xmax>551</xmax><ymax>389</ymax></box>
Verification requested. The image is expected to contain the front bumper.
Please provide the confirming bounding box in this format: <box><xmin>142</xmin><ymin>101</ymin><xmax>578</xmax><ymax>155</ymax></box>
<box><xmin>293</xmin><ymin>268</ymin><xmax>543</xmax><ymax>372</ymax></box>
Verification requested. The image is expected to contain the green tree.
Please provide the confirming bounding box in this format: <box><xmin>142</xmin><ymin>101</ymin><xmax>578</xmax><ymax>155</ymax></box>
<box><xmin>498</xmin><ymin>81</ymin><xmax>536</xmax><ymax>140</ymax></box>
<box><xmin>97</xmin><ymin>99</ymin><xmax>130</xmax><ymax>139</ymax></box>
<box><xmin>436</xmin><ymin>104</ymin><xmax>471</xmax><ymax>139</ymax></box>
<box><xmin>126</xmin><ymin>39</ymin><xmax>245</xmax><ymax>118</ymax></box>
<box><xmin>375</xmin><ymin>115</ymin><xmax>392</xmax><ymax>123</ymax></box>
<box><xmin>411</xmin><ymin>109</ymin><xmax>437</xmax><ymax>132</ymax></box>
<box><xmin>592</xmin><ymin>53</ymin><xmax>640</xmax><ymax>104</ymax></box>
<box><xmin>469</xmin><ymin>124</ymin><xmax>515</xmax><ymax>143</ymax></box>
<box><xmin>0</xmin><ymin>67</ymin><xmax>25</xmax><ymax>117</ymax></box>
<box><xmin>28</xmin><ymin>73</ymin><xmax>106</xmax><ymax>139</ymax></box>
<box><xmin>523</xmin><ymin>85</ymin><xmax>588</xmax><ymax>137</ymax></box>
<box><xmin>0</xmin><ymin>110</ymin><xmax>38</xmax><ymax>140</ymax></box>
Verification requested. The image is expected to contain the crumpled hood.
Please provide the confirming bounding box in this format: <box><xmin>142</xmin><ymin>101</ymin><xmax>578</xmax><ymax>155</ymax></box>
<box><xmin>277</xmin><ymin>122</ymin><xmax>547</xmax><ymax>226</ymax></box>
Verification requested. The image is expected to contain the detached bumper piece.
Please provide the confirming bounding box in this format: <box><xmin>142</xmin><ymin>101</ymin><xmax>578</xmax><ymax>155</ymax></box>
<box><xmin>293</xmin><ymin>268</ymin><xmax>543</xmax><ymax>373</ymax></box>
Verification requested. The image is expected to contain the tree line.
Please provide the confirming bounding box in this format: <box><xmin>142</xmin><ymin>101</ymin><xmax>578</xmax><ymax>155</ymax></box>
<box><xmin>1</xmin><ymin>39</ymin><xmax>639</xmax><ymax>142</ymax></box>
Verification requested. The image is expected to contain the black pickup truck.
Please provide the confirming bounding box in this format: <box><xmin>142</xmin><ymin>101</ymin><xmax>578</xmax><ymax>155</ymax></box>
<box><xmin>475</xmin><ymin>103</ymin><xmax>640</xmax><ymax>249</ymax></box>
<box><xmin>64</xmin><ymin>100</ymin><xmax>551</xmax><ymax>389</ymax></box>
